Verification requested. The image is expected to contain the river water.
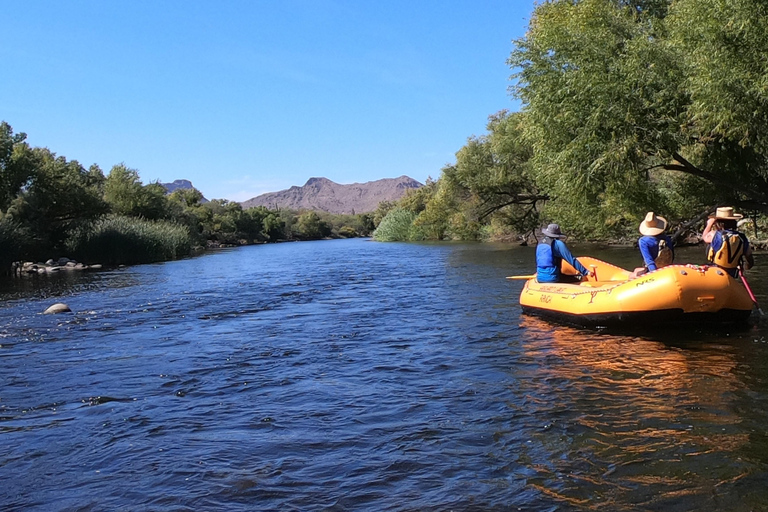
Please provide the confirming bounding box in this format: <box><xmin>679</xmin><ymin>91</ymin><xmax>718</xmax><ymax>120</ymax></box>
<box><xmin>1</xmin><ymin>238</ymin><xmax>767</xmax><ymax>511</ymax></box>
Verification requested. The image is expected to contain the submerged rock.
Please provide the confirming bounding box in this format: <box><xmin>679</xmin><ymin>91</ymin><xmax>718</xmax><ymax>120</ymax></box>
<box><xmin>43</xmin><ymin>303</ymin><xmax>72</xmax><ymax>314</ymax></box>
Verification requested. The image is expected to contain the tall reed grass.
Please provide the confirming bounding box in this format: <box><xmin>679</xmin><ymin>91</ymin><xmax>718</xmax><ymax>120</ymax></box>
<box><xmin>65</xmin><ymin>215</ymin><xmax>191</xmax><ymax>265</ymax></box>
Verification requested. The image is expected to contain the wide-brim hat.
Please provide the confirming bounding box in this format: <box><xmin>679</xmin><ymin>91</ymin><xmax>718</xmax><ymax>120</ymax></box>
<box><xmin>639</xmin><ymin>211</ymin><xmax>667</xmax><ymax>236</ymax></box>
<box><xmin>542</xmin><ymin>223</ymin><xmax>566</xmax><ymax>239</ymax></box>
<box><xmin>709</xmin><ymin>206</ymin><xmax>743</xmax><ymax>220</ymax></box>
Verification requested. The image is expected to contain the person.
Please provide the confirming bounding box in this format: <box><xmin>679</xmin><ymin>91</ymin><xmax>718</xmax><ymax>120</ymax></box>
<box><xmin>629</xmin><ymin>212</ymin><xmax>674</xmax><ymax>279</ymax></box>
<box><xmin>702</xmin><ymin>206</ymin><xmax>754</xmax><ymax>278</ymax></box>
<box><xmin>536</xmin><ymin>223</ymin><xmax>592</xmax><ymax>283</ymax></box>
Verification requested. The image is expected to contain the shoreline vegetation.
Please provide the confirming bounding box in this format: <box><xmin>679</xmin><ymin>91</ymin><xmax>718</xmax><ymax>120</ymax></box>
<box><xmin>0</xmin><ymin>122</ymin><xmax>377</xmax><ymax>277</ymax></box>
<box><xmin>370</xmin><ymin>1</ymin><xmax>768</xmax><ymax>250</ymax></box>
<box><xmin>5</xmin><ymin>2</ymin><xmax>768</xmax><ymax>273</ymax></box>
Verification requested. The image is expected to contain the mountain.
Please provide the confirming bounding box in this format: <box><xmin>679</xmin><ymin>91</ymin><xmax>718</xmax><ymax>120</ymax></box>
<box><xmin>159</xmin><ymin>179</ymin><xmax>208</xmax><ymax>203</ymax></box>
<box><xmin>240</xmin><ymin>176</ymin><xmax>423</xmax><ymax>214</ymax></box>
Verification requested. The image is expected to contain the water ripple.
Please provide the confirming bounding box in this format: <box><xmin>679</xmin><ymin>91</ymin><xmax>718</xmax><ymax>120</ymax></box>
<box><xmin>1</xmin><ymin>241</ymin><xmax>768</xmax><ymax>510</ymax></box>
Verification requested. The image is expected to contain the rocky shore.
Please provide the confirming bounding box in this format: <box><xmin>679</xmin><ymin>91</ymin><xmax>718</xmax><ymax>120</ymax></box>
<box><xmin>12</xmin><ymin>257</ymin><xmax>103</xmax><ymax>276</ymax></box>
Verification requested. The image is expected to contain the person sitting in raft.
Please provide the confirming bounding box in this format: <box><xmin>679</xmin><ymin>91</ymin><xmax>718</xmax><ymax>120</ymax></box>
<box><xmin>702</xmin><ymin>206</ymin><xmax>754</xmax><ymax>278</ymax></box>
<box><xmin>629</xmin><ymin>212</ymin><xmax>675</xmax><ymax>279</ymax></box>
<box><xmin>536</xmin><ymin>223</ymin><xmax>592</xmax><ymax>283</ymax></box>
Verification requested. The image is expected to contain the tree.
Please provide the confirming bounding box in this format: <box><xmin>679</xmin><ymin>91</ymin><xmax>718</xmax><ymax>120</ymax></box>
<box><xmin>508</xmin><ymin>0</ymin><xmax>688</xmax><ymax>236</ymax></box>
<box><xmin>0</xmin><ymin>122</ymin><xmax>35</xmax><ymax>212</ymax></box>
<box><xmin>8</xmin><ymin>148</ymin><xmax>109</xmax><ymax>251</ymax></box>
<box><xmin>508</xmin><ymin>0</ymin><xmax>768</xmax><ymax>237</ymax></box>
<box><xmin>295</xmin><ymin>211</ymin><xmax>331</xmax><ymax>240</ymax></box>
<box><xmin>104</xmin><ymin>164</ymin><xmax>170</xmax><ymax>220</ymax></box>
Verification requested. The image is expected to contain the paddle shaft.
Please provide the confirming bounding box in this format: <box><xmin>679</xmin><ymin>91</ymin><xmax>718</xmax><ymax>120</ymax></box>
<box><xmin>506</xmin><ymin>275</ymin><xmax>536</xmax><ymax>280</ymax></box>
<box><xmin>739</xmin><ymin>267</ymin><xmax>764</xmax><ymax>315</ymax></box>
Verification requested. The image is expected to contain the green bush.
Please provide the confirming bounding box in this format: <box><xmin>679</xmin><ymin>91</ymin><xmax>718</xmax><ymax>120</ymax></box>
<box><xmin>372</xmin><ymin>208</ymin><xmax>417</xmax><ymax>241</ymax></box>
<box><xmin>65</xmin><ymin>215</ymin><xmax>191</xmax><ymax>265</ymax></box>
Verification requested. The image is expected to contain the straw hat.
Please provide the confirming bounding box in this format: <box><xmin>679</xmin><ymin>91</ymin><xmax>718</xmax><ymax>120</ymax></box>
<box><xmin>541</xmin><ymin>223</ymin><xmax>566</xmax><ymax>239</ymax></box>
<box><xmin>638</xmin><ymin>212</ymin><xmax>667</xmax><ymax>236</ymax></box>
<box><xmin>709</xmin><ymin>206</ymin><xmax>743</xmax><ymax>220</ymax></box>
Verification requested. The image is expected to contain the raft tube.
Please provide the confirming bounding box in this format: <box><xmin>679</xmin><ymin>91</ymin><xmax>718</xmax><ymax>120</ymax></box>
<box><xmin>518</xmin><ymin>257</ymin><xmax>753</xmax><ymax>328</ymax></box>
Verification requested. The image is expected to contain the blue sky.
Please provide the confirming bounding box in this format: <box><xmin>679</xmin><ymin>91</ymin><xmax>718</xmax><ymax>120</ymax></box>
<box><xmin>1</xmin><ymin>1</ymin><xmax>535</xmax><ymax>202</ymax></box>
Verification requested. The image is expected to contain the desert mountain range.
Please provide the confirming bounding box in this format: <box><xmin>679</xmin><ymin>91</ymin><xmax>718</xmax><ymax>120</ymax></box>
<box><xmin>240</xmin><ymin>176</ymin><xmax>423</xmax><ymax>214</ymax></box>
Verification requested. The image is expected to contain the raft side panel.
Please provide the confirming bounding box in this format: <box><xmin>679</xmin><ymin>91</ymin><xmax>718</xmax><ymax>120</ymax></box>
<box><xmin>521</xmin><ymin>305</ymin><xmax>751</xmax><ymax>328</ymax></box>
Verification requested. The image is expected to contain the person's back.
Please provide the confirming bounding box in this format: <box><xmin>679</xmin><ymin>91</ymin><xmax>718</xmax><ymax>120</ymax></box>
<box><xmin>535</xmin><ymin>224</ymin><xmax>589</xmax><ymax>283</ymax></box>
<box><xmin>630</xmin><ymin>212</ymin><xmax>674</xmax><ymax>279</ymax></box>
<box><xmin>702</xmin><ymin>207</ymin><xmax>754</xmax><ymax>278</ymax></box>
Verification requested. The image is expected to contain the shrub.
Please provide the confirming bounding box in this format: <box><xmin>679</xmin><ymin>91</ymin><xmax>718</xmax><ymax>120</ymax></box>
<box><xmin>372</xmin><ymin>208</ymin><xmax>417</xmax><ymax>242</ymax></box>
<box><xmin>65</xmin><ymin>215</ymin><xmax>191</xmax><ymax>265</ymax></box>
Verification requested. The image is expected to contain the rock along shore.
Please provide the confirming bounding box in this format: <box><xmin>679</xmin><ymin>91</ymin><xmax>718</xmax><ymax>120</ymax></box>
<box><xmin>13</xmin><ymin>257</ymin><xmax>103</xmax><ymax>276</ymax></box>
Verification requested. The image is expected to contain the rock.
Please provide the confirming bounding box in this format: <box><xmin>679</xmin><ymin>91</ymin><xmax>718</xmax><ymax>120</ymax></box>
<box><xmin>57</xmin><ymin>257</ymin><xmax>70</xmax><ymax>265</ymax></box>
<box><xmin>46</xmin><ymin>259</ymin><xmax>55</xmax><ymax>266</ymax></box>
<box><xmin>44</xmin><ymin>303</ymin><xmax>72</xmax><ymax>314</ymax></box>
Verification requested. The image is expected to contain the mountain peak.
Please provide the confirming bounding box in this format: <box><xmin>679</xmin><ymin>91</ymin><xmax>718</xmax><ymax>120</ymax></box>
<box><xmin>240</xmin><ymin>176</ymin><xmax>422</xmax><ymax>214</ymax></box>
<box><xmin>304</xmin><ymin>177</ymin><xmax>332</xmax><ymax>187</ymax></box>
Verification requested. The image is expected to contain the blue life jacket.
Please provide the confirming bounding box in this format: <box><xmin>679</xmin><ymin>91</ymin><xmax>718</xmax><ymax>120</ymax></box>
<box><xmin>536</xmin><ymin>238</ymin><xmax>561</xmax><ymax>283</ymax></box>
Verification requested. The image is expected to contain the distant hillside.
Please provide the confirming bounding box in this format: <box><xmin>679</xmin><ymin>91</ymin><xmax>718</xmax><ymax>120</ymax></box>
<box><xmin>240</xmin><ymin>176</ymin><xmax>423</xmax><ymax>214</ymax></box>
<box><xmin>159</xmin><ymin>179</ymin><xmax>208</xmax><ymax>203</ymax></box>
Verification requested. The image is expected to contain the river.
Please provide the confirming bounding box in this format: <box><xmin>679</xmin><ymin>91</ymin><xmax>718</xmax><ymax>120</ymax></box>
<box><xmin>1</xmin><ymin>238</ymin><xmax>767</xmax><ymax>511</ymax></box>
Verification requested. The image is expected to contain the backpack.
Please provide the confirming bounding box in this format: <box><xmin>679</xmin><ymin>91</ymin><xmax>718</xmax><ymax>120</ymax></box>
<box><xmin>707</xmin><ymin>231</ymin><xmax>745</xmax><ymax>269</ymax></box>
<box><xmin>654</xmin><ymin>239</ymin><xmax>674</xmax><ymax>268</ymax></box>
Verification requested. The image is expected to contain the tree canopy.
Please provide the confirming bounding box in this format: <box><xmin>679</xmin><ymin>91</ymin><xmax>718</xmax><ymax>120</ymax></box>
<box><xmin>377</xmin><ymin>0</ymin><xmax>768</xmax><ymax>242</ymax></box>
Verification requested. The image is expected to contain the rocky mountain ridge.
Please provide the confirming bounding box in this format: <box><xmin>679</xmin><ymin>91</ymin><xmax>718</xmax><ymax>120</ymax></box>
<box><xmin>159</xmin><ymin>179</ymin><xmax>208</xmax><ymax>202</ymax></box>
<box><xmin>240</xmin><ymin>176</ymin><xmax>422</xmax><ymax>214</ymax></box>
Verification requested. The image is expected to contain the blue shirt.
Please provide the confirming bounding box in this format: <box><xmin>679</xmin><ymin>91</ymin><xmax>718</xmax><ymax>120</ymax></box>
<box><xmin>536</xmin><ymin>238</ymin><xmax>589</xmax><ymax>283</ymax></box>
<box><xmin>638</xmin><ymin>234</ymin><xmax>674</xmax><ymax>271</ymax></box>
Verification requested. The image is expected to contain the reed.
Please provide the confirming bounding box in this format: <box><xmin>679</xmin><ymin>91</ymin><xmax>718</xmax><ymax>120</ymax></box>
<box><xmin>65</xmin><ymin>215</ymin><xmax>192</xmax><ymax>265</ymax></box>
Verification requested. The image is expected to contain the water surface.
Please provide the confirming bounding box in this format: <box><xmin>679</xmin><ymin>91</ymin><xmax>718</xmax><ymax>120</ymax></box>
<box><xmin>2</xmin><ymin>239</ymin><xmax>768</xmax><ymax>511</ymax></box>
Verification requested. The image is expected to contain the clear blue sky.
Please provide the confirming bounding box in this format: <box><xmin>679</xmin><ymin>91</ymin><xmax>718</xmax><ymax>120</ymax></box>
<box><xmin>1</xmin><ymin>1</ymin><xmax>535</xmax><ymax>202</ymax></box>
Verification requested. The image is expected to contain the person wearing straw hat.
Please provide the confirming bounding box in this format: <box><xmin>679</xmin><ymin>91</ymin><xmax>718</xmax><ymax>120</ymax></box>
<box><xmin>629</xmin><ymin>212</ymin><xmax>675</xmax><ymax>279</ymax></box>
<box><xmin>702</xmin><ymin>206</ymin><xmax>754</xmax><ymax>278</ymax></box>
<box><xmin>535</xmin><ymin>223</ymin><xmax>592</xmax><ymax>283</ymax></box>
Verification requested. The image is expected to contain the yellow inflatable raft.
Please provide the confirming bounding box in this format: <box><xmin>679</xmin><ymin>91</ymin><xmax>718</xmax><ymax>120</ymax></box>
<box><xmin>515</xmin><ymin>257</ymin><xmax>753</xmax><ymax>327</ymax></box>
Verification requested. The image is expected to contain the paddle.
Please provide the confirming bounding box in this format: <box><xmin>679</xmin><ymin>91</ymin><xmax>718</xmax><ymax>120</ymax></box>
<box><xmin>739</xmin><ymin>266</ymin><xmax>764</xmax><ymax>315</ymax></box>
<box><xmin>506</xmin><ymin>274</ymin><xmax>536</xmax><ymax>280</ymax></box>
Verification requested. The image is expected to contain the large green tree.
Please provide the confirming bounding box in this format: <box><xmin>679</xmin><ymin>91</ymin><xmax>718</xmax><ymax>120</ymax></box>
<box><xmin>104</xmin><ymin>164</ymin><xmax>169</xmax><ymax>220</ymax></box>
<box><xmin>8</xmin><ymin>148</ymin><xmax>108</xmax><ymax>251</ymax></box>
<box><xmin>508</xmin><ymin>0</ymin><xmax>768</xmax><ymax>236</ymax></box>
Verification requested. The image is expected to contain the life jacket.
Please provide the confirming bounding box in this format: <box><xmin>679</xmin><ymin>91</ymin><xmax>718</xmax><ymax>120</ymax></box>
<box><xmin>707</xmin><ymin>230</ymin><xmax>745</xmax><ymax>269</ymax></box>
<box><xmin>536</xmin><ymin>238</ymin><xmax>560</xmax><ymax>270</ymax></box>
<box><xmin>654</xmin><ymin>239</ymin><xmax>674</xmax><ymax>268</ymax></box>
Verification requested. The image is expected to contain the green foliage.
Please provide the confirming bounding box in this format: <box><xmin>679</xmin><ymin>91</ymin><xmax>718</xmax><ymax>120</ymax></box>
<box><xmin>65</xmin><ymin>215</ymin><xmax>191</xmax><ymax>265</ymax></box>
<box><xmin>373</xmin><ymin>200</ymin><xmax>397</xmax><ymax>228</ymax></box>
<box><xmin>7</xmin><ymin>148</ymin><xmax>109</xmax><ymax>250</ymax></box>
<box><xmin>295</xmin><ymin>211</ymin><xmax>332</xmax><ymax>240</ymax></box>
<box><xmin>104</xmin><ymin>164</ymin><xmax>169</xmax><ymax>220</ymax></box>
<box><xmin>372</xmin><ymin>208</ymin><xmax>417</xmax><ymax>242</ymax></box>
<box><xmin>0</xmin><ymin>122</ymin><xmax>35</xmax><ymax>212</ymax></box>
<box><xmin>0</xmin><ymin>215</ymin><xmax>41</xmax><ymax>269</ymax></box>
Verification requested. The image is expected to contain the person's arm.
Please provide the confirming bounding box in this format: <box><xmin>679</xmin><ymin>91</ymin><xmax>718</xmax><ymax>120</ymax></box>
<box><xmin>638</xmin><ymin>237</ymin><xmax>657</xmax><ymax>271</ymax></box>
<box><xmin>702</xmin><ymin>217</ymin><xmax>716</xmax><ymax>244</ymax></box>
<box><xmin>667</xmin><ymin>235</ymin><xmax>675</xmax><ymax>264</ymax></box>
<box><xmin>554</xmin><ymin>240</ymin><xmax>589</xmax><ymax>276</ymax></box>
<box><xmin>744</xmin><ymin>236</ymin><xmax>755</xmax><ymax>270</ymax></box>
